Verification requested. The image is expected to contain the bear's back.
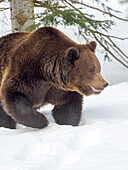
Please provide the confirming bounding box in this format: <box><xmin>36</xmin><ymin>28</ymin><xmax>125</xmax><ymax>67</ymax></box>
<box><xmin>0</xmin><ymin>32</ymin><xmax>30</xmax><ymax>82</ymax></box>
<box><xmin>0</xmin><ymin>32</ymin><xmax>29</xmax><ymax>56</ymax></box>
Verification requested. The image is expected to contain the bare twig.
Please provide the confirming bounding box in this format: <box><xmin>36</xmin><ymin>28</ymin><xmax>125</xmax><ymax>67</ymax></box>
<box><xmin>90</xmin><ymin>30</ymin><xmax>128</xmax><ymax>68</ymax></box>
<box><xmin>88</xmin><ymin>28</ymin><xmax>128</xmax><ymax>59</ymax></box>
<box><xmin>106</xmin><ymin>38</ymin><xmax>128</xmax><ymax>63</ymax></box>
<box><xmin>0</xmin><ymin>18</ymin><xmax>9</xmax><ymax>25</ymax></box>
<box><xmin>91</xmin><ymin>30</ymin><xmax>128</xmax><ymax>40</ymax></box>
<box><xmin>70</xmin><ymin>0</ymin><xmax>128</xmax><ymax>21</ymax></box>
<box><xmin>0</xmin><ymin>7</ymin><xmax>9</xmax><ymax>11</ymax></box>
<box><xmin>81</xmin><ymin>34</ymin><xmax>89</xmax><ymax>43</ymax></box>
<box><xmin>108</xmin><ymin>37</ymin><xmax>128</xmax><ymax>59</ymax></box>
<box><xmin>34</xmin><ymin>0</ymin><xmax>66</xmax><ymax>9</ymax></box>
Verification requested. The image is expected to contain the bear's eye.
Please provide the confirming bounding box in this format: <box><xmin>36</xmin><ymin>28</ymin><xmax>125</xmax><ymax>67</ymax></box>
<box><xmin>90</xmin><ymin>69</ymin><xmax>95</xmax><ymax>74</ymax></box>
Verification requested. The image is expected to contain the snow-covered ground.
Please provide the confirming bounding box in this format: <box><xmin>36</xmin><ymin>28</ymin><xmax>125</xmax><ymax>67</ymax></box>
<box><xmin>0</xmin><ymin>82</ymin><xmax>128</xmax><ymax>170</ymax></box>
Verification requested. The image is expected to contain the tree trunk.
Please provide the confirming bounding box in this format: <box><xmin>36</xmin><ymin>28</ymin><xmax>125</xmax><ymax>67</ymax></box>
<box><xmin>10</xmin><ymin>0</ymin><xmax>35</xmax><ymax>32</ymax></box>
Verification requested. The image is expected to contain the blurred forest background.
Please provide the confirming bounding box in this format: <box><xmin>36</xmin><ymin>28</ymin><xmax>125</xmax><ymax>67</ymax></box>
<box><xmin>0</xmin><ymin>0</ymin><xmax>128</xmax><ymax>83</ymax></box>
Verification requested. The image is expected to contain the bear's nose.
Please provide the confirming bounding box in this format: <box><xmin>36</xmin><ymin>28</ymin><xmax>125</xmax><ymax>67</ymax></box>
<box><xmin>104</xmin><ymin>82</ymin><xmax>109</xmax><ymax>89</ymax></box>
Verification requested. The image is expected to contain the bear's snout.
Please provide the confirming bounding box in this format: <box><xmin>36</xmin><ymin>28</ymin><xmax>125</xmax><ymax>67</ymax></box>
<box><xmin>103</xmin><ymin>82</ymin><xmax>109</xmax><ymax>89</ymax></box>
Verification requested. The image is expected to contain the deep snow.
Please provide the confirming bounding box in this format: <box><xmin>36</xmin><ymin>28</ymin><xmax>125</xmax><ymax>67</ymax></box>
<box><xmin>0</xmin><ymin>82</ymin><xmax>128</xmax><ymax>170</ymax></box>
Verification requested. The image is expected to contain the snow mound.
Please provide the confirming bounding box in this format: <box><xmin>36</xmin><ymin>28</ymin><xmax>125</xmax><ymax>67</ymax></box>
<box><xmin>0</xmin><ymin>83</ymin><xmax>128</xmax><ymax>170</ymax></box>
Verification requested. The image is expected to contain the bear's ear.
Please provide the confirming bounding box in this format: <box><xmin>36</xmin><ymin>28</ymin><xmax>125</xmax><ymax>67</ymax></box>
<box><xmin>88</xmin><ymin>41</ymin><xmax>97</xmax><ymax>52</ymax></box>
<box><xmin>66</xmin><ymin>47</ymin><xmax>79</xmax><ymax>63</ymax></box>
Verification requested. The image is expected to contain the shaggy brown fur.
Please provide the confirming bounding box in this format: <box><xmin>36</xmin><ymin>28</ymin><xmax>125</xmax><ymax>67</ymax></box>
<box><xmin>0</xmin><ymin>26</ymin><xmax>108</xmax><ymax>129</ymax></box>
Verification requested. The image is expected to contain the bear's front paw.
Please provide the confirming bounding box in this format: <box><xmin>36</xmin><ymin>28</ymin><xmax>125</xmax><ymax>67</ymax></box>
<box><xmin>17</xmin><ymin>111</ymin><xmax>49</xmax><ymax>129</ymax></box>
<box><xmin>32</xmin><ymin>111</ymin><xmax>49</xmax><ymax>129</ymax></box>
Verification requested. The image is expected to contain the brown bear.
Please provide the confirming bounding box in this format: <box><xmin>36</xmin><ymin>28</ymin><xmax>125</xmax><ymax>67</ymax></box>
<box><xmin>0</xmin><ymin>26</ymin><xmax>108</xmax><ymax>129</ymax></box>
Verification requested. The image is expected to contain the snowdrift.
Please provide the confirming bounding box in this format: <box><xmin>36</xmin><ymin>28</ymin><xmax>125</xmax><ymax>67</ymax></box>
<box><xmin>0</xmin><ymin>83</ymin><xmax>128</xmax><ymax>170</ymax></box>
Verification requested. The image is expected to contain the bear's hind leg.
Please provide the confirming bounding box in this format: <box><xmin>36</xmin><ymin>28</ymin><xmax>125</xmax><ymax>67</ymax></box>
<box><xmin>52</xmin><ymin>92</ymin><xmax>83</xmax><ymax>126</ymax></box>
<box><xmin>0</xmin><ymin>103</ymin><xmax>16</xmax><ymax>129</ymax></box>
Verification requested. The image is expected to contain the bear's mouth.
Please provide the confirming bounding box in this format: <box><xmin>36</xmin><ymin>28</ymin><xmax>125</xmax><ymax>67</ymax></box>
<box><xmin>89</xmin><ymin>85</ymin><xmax>101</xmax><ymax>94</ymax></box>
<box><xmin>73</xmin><ymin>85</ymin><xmax>102</xmax><ymax>96</ymax></box>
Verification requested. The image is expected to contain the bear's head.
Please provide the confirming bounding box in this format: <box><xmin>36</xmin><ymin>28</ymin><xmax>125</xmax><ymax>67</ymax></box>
<box><xmin>62</xmin><ymin>41</ymin><xmax>108</xmax><ymax>96</ymax></box>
